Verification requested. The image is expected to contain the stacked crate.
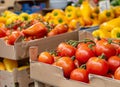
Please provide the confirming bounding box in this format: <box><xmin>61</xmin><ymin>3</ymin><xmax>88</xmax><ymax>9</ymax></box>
<box><xmin>29</xmin><ymin>30</ymin><xmax>120</xmax><ymax>87</ymax></box>
<box><xmin>0</xmin><ymin>37</ymin><xmax>34</xmax><ymax>87</ymax></box>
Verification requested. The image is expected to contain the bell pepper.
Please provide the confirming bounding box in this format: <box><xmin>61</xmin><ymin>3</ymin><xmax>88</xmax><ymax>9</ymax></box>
<box><xmin>54</xmin><ymin>15</ymin><xmax>68</xmax><ymax>25</ymax></box>
<box><xmin>52</xmin><ymin>9</ymin><xmax>65</xmax><ymax>18</ymax></box>
<box><xmin>22</xmin><ymin>22</ymin><xmax>48</xmax><ymax>37</ymax></box>
<box><xmin>0</xmin><ymin>62</ymin><xmax>5</xmax><ymax>70</ymax></box>
<box><xmin>98</xmin><ymin>9</ymin><xmax>115</xmax><ymax>24</ymax></box>
<box><xmin>65</xmin><ymin>12</ymin><xmax>77</xmax><ymax>21</ymax></box>
<box><xmin>113</xmin><ymin>6</ymin><xmax>120</xmax><ymax>18</ymax></box>
<box><xmin>65</xmin><ymin>6</ymin><xmax>76</xmax><ymax>13</ymax></box>
<box><xmin>69</xmin><ymin>19</ymin><xmax>79</xmax><ymax>30</ymax></box>
<box><xmin>80</xmin><ymin>1</ymin><xmax>93</xmax><ymax>26</ymax></box>
<box><xmin>111</xmin><ymin>27</ymin><xmax>120</xmax><ymax>38</ymax></box>
<box><xmin>3</xmin><ymin>58</ymin><xmax>18</xmax><ymax>72</ymax></box>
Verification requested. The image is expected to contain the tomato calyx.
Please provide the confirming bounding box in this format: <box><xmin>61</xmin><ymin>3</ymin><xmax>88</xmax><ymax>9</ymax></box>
<box><xmin>80</xmin><ymin>64</ymin><xmax>86</xmax><ymax>69</ymax></box>
<box><xmin>67</xmin><ymin>39</ymin><xmax>95</xmax><ymax>47</ymax></box>
<box><xmin>98</xmin><ymin>53</ymin><xmax>106</xmax><ymax>60</ymax></box>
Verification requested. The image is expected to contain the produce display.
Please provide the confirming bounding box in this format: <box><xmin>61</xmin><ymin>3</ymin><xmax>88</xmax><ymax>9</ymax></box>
<box><xmin>37</xmin><ymin>38</ymin><xmax>120</xmax><ymax>83</ymax></box>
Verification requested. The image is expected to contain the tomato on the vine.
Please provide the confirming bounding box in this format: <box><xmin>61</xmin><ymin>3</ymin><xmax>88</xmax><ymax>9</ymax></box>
<box><xmin>53</xmin><ymin>57</ymin><xmax>76</xmax><ymax>78</ymax></box>
<box><xmin>86</xmin><ymin>56</ymin><xmax>109</xmax><ymax>76</ymax></box>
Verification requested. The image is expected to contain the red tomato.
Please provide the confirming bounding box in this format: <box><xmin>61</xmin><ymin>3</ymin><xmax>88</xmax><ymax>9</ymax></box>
<box><xmin>108</xmin><ymin>56</ymin><xmax>120</xmax><ymax>73</ymax></box>
<box><xmin>86</xmin><ymin>57</ymin><xmax>109</xmax><ymax>76</ymax></box>
<box><xmin>7</xmin><ymin>31</ymin><xmax>22</xmax><ymax>45</ymax></box>
<box><xmin>0</xmin><ymin>28</ymin><xmax>7</xmax><ymax>38</ymax></box>
<box><xmin>95</xmin><ymin>40</ymin><xmax>116</xmax><ymax>59</ymax></box>
<box><xmin>38</xmin><ymin>51</ymin><xmax>54</xmax><ymax>64</ymax></box>
<box><xmin>57</xmin><ymin>42</ymin><xmax>76</xmax><ymax>57</ymax></box>
<box><xmin>47</xmin><ymin>24</ymin><xmax>68</xmax><ymax>37</ymax></box>
<box><xmin>70</xmin><ymin>68</ymin><xmax>89</xmax><ymax>83</ymax></box>
<box><xmin>114</xmin><ymin>67</ymin><xmax>120</xmax><ymax>80</ymax></box>
<box><xmin>117</xmin><ymin>47</ymin><xmax>120</xmax><ymax>55</ymax></box>
<box><xmin>53</xmin><ymin>57</ymin><xmax>76</xmax><ymax>78</ymax></box>
<box><xmin>75</xmin><ymin>44</ymin><xmax>96</xmax><ymax>64</ymax></box>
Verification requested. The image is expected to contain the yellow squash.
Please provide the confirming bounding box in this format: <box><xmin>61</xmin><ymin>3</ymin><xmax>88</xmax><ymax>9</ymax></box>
<box><xmin>0</xmin><ymin>62</ymin><xmax>5</xmax><ymax>70</ymax></box>
<box><xmin>100</xmin><ymin>17</ymin><xmax>120</xmax><ymax>32</ymax></box>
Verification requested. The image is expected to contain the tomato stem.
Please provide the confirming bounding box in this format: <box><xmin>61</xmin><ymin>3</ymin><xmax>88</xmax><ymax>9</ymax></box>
<box><xmin>98</xmin><ymin>53</ymin><xmax>106</xmax><ymax>59</ymax></box>
<box><xmin>80</xmin><ymin>64</ymin><xmax>86</xmax><ymax>69</ymax></box>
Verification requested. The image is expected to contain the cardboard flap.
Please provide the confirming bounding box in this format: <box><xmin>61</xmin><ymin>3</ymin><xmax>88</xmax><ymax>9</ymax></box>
<box><xmin>90</xmin><ymin>74</ymin><xmax>120</xmax><ymax>87</ymax></box>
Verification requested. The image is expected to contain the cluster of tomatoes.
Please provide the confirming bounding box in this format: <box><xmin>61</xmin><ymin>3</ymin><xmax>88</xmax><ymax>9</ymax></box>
<box><xmin>38</xmin><ymin>38</ymin><xmax>120</xmax><ymax>83</ymax></box>
<box><xmin>0</xmin><ymin>20</ymin><xmax>69</xmax><ymax>45</ymax></box>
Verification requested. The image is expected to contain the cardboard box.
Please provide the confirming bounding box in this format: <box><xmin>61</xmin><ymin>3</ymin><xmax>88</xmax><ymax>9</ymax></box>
<box><xmin>0</xmin><ymin>68</ymin><xmax>33</xmax><ymax>87</ymax></box>
<box><xmin>29</xmin><ymin>30</ymin><xmax>120</xmax><ymax>87</ymax></box>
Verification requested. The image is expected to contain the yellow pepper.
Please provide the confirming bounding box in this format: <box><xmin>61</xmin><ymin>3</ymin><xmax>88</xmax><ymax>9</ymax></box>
<box><xmin>3</xmin><ymin>58</ymin><xmax>18</xmax><ymax>72</ymax></box>
<box><xmin>44</xmin><ymin>13</ymin><xmax>53</xmax><ymax>22</ymax></box>
<box><xmin>80</xmin><ymin>1</ymin><xmax>93</xmax><ymax>26</ymax></box>
<box><xmin>65</xmin><ymin>12</ymin><xmax>77</xmax><ymax>21</ymax></box>
<box><xmin>19</xmin><ymin>12</ymin><xmax>31</xmax><ymax>21</ymax></box>
<box><xmin>0</xmin><ymin>17</ymin><xmax>6</xmax><ymax>24</ymax></box>
<box><xmin>98</xmin><ymin>9</ymin><xmax>115</xmax><ymax>24</ymax></box>
<box><xmin>52</xmin><ymin>9</ymin><xmax>65</xmax><ymax>18</ymax></box>
<box><xmin>113</xmin><ymin>6</ymin><xmax>120</xmax><ymax>18</ymax></box>
<box><xmin>54</xmin><ymin>15</ymin><xmax>68</xmax><ymax>25</ymax></box>
<box><xmin>111</xmin><ymin>27</ymin><xmax>120</xmax><ymax>38</ymax></box>
<box><xmin>69</xmin><ymin>19</ymin><xmax>80</xmax><ymax>30</ymax></box>
<box><xmin>0</xmin><ymin>62</ymin><xmax>5</xmax><ymax>70</ymax></box>
<box><xmin>65</xmin><ymin>6</ymin><xmax>76</xmax><ymax>13</ymax></box>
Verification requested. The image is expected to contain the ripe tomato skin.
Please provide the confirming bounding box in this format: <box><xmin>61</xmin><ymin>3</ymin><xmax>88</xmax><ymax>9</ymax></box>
<box><xmin>114</xmin><ymin>67</ymin><xmax>120</xmax><ymax>80</ymax></box>
<box><xmin>7</xmin><ymin>31</ymin><xmax>22</xmax><ymax>45</ymax></box>
<box><xmin>75</xmin><ymin>45</ymin><xmax>96</xmax><ymax>64</ymax></box>
<box><xmin>86</xmin><ymin>57</ymin><xmax>109</xmax><ymax>76</ymax></box>
<box><xmin>57</xmin><ymin>42</ymin><xmax>76</xmax><ymax>57</ymax></box>
<box><xmin>53</xmin><ymin>57</ymin><xmax>76</xmax><ymax>78</ymax></box>
<box><xmin>70</xmin><ymin>68</ymin><xmax>89</xmax><ymax>83</ymax></box>
<box><xmin>108</xmin><ymin>56</ymin><xmax>120</xmax><ymax>73</ymax></box>
<box><xmin>95</xmin><ymin>40</ymin><xmax>116</xmax><ymax>59</ymax></box>
<box><xmin>38</xmin><ymin>52</ymin><xmax>54</xmax><ymax>64</ymax></box>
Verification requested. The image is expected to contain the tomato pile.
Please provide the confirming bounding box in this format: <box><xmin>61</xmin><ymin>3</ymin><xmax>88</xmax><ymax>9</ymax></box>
<box><xmin>0</xmin><ymin>21</ymin><xmax>69</xmax><ymax>45</ymax></box>
<box><xmin>37</xmin><ymin>38</ymin><xmax>120</xmax><ymax>83</ymax></box>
